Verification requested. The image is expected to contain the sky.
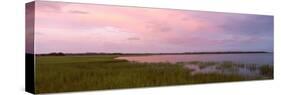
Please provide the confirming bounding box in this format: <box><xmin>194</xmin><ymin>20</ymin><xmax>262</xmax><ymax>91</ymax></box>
<box><xmin>32</xmin><ymin>1</ymin><xmax>273</xmax><ymax>54</ymax></box>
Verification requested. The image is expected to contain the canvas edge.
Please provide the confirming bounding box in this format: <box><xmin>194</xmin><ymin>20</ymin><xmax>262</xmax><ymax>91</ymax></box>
<box><xmin>25</xmin><ymin>1</ymin><xmax>35</xmax><ymax>94</ymax></box>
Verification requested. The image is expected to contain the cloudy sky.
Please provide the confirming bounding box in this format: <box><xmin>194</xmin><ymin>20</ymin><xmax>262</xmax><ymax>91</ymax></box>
<box><xmin>33</xmin><ymin>1</ymin><xmax>273</xmax><ymax>54</ymax></box>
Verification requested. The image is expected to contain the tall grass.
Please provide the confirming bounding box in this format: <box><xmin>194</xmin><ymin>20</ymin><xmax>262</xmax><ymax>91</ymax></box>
<box><xmin>259</xmin><ymin>65</ymin><xmax>273</xmax><ymax>78</ymax></box>
<box><xmin>35</xmin><ymin>55</ymin><xmax>265</xmax><ymax>93</ymax></box>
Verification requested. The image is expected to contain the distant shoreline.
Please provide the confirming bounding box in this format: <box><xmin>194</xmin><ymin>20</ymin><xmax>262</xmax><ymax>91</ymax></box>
<box><xmin>34</xmin><ymin>51</ymin><xmax>272</xmax><ymax>56</ymax></box>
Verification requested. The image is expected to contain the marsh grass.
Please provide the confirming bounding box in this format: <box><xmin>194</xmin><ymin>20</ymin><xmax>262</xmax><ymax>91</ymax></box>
<box><xmin>180</xmin><ymin>61</ymin><xmax>272</xmax><ymax>79</ymax></box>
<box><xmin>35</xmin><ymin>55</ymin><xmax>271</xmax><ymax>93</ymax></box>
<box><xmin>186</xmin><ymin>61</ymin><xmax>216</xmax><ymax>69</ymax></box>
<box><xmin>259</xmin><ymin>65</ymin><xmax>273</xmax><ymax>78</ymax></box>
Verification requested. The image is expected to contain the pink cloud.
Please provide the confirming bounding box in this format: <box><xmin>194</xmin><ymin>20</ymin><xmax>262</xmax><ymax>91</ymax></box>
<box><xmin>33</xmin><ymin>1</ymin><xmax>273</xmax><ymax>53</ymax></box>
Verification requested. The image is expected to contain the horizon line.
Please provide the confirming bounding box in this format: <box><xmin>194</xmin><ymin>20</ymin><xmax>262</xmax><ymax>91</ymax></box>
<box><xmin>34</xmin><ymin>50</ymin><xmax>273</xmax><ymax>55</ymax></box>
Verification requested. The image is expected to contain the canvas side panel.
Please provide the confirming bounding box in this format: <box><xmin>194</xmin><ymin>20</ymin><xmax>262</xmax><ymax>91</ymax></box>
<box><xmin>25</xmin><ymin>1</ymin><xmax>35</xmax><ymax>94</ymax></box>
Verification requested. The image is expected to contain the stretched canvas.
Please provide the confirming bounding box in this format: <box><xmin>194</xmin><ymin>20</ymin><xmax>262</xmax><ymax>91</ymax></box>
<box><xmin>26</xmin><ymin>0</ymin><xmax>274</xmax><ymax>94</ymax></box>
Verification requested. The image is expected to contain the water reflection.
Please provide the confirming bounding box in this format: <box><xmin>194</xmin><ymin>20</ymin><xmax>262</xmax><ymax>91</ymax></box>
<box><xmin>116</xmin><ymin>54</ymin><xmax>273</xmax><ymax>64</ymax></box>
<box><xmin>116</xmin><ymin>54</ymin><xmax>273</xmax><ymax>78</ymax></box>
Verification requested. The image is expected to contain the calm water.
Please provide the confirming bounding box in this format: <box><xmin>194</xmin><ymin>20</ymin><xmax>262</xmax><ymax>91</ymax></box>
<box><xmin>116</xmin><ymin>53</ymin><xmax>273</xmax><ymax>77</ymax></box>
<box><xmin>116</xmin><ymin>53</ymin><xmax>273</xmax><ymax>64</ymax></box>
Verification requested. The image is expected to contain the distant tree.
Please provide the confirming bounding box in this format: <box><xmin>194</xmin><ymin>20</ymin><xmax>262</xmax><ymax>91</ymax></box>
<box><xmin>48</xmin><ymin>52</ymin><xmax>65</xmax><ymax>56</ymax></box>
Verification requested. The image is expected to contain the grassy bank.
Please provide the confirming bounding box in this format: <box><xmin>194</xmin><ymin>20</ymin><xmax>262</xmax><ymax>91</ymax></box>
<box><xmin>35</xmin><ymin>55</ymin><xmax>272</xmax><ymax>93</ymax></box>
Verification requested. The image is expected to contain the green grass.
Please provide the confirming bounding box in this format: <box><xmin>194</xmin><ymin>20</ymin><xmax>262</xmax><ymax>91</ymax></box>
<box><xmin>186</xmin><ymin>61</ymin><xmax>216</xmax><ymax>69</ymax></box>
<box><xmin>35</xmin><ymin>55</ymin><xmax>269</xmax><ymax>93</ymax></box>
<box><xmin>259</xmin><ymin>65</ymin><xmax>273</xmax><ymax>78</ymax></box>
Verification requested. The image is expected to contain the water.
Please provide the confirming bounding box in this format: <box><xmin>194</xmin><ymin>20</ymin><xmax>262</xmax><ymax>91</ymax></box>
<box><xmin>116</xmin><ymin>53</ymin><xmax>273</xmax><ymax>77</ymax></box>
<box><xmin>116</xmin><ymin>54</ymin><xmax>273</xmax><ymax>64</ymax></box>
